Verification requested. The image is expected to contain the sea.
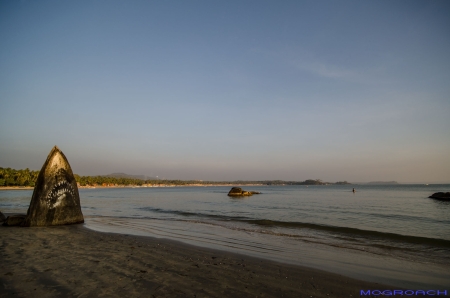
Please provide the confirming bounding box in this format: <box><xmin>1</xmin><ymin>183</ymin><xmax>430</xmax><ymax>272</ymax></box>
<box><xmin>1</xmin><ymin>184</ymin><xmax>450</xmax><ymax>289</ymax></box>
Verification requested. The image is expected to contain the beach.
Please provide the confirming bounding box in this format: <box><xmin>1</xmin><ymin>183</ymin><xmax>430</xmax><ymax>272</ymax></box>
<box><xmin>1</xmin><ymin>223</ymin><xmax>391</xmax><ymax>298</ymax></box>
<box><xmin>2</xmin><ymin>185</ymin><xmax>449</xmax><ymax>296</ymax></box>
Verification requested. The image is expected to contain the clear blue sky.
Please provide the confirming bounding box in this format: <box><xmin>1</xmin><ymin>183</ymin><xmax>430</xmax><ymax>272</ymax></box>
<box><xmin>1</xmin><ymin>0</ymin><xmax>449</xmax><ymax>183</ymax></box>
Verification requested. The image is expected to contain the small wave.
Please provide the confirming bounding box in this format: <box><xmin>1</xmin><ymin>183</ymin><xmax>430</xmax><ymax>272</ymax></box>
<box><xmin>139</xmin><ymin>206</ymin><xmax>248</xmax><ymax>221</ymax></box>
<box><xmin>87</xmin><ymin>215</ymin><xmax>450</xmax><ymax>268</ymax></box>
<box><xmin>138</xmin><ymin>206</ymin><xmax>450</xmax><ymax>248</ymax></box>
<box><xmin>244</xmin><ymin>219</ymin><xmax>450</xmax><ymax>248</ymax></box>
<box><xmin>350</xmin><ymin>211</ymin><xmax>450</xmax><ymax>225</ymax></box>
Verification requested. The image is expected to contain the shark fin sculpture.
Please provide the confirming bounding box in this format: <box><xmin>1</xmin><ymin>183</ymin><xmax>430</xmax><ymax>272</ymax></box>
<box><xmin>22</xmin><ymin>146</ymin><xmax>84</xmax><ymax>226</ymax></box>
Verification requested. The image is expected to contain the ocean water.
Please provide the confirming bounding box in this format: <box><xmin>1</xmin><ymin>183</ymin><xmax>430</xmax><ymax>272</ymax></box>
<box><xmin>1</xmin><ymin>184</ymin><xmax>450</xmax><ymax>289</ymax></box>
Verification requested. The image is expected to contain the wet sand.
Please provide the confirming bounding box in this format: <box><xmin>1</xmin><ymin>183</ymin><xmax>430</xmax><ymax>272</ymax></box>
<box><xmin>0</xmin><ymin>223</ymin><xmax>392</xmax><ymax>298</ymax></box>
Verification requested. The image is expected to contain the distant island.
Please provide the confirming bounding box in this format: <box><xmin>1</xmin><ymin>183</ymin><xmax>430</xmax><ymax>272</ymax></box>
<box><xmin>0</xmin><ymin>167</ymin><xmax>352</xmax><ymax>188</ymax></box>
<box><xmin>103</xmin><ymin>173</ymin><xmax>157</xmax><ymax>180</ymax></box>
<box><xmin>365</xmin><ymin>181</ymin><xmax>399</xmax><ymax>185</ymax></box>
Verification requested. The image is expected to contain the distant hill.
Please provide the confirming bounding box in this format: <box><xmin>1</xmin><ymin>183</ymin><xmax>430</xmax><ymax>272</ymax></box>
<box><xmin>103</xmin><ymin>173</ymin><xmax>158</xmax><ymax>180</ymax></box>
<box><xmin>366</xmin><ymin>181</ymin><xmax>399</xmax><ymax>185</ymax></box>
<box><xmin>335</xmin><ymin>181</ymin><xmax>352</xmax><ymax>185</ymax></box>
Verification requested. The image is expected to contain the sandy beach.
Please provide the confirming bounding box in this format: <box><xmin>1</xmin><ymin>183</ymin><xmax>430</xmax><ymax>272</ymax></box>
<box><xmin>0</xmin><ymin>222</ymin><xmax>392</xmax><ymax>298</ymax></box>
<box><xmin>0</xmin><ymin>187</ymin><xmax>34</xmax><ymax>191</ymax></box>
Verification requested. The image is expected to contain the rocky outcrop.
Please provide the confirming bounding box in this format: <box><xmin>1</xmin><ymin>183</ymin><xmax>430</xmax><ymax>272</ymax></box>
<box><xmin>429</xmin><ymin>192</ymin><xmax>450</xmax><ymax>200</ymax></box>
<box><xmin>0</xmin><ymin>211</ymin><xmax>6</xmax><ymax>223</ymax></box>
<box><xmin>22</xmin><ymin>146</ymin><xmax>84</xmax><ymax>227</ymax></box>
<box><xmin>2</xmin><ymin>214</ymin><xmax>26</xmax><ymax>226</ymax></box>
<box><xmin>228</xmin><ymin>187</ymin><xmax>261</xmax><ymax>197</ymax></box>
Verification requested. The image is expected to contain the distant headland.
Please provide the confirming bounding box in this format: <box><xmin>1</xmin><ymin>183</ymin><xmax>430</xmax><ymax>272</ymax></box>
<box><xmin>365</xmin><ymin>181</ymin><xmax>399</xmax><ymax>185</ymax></box>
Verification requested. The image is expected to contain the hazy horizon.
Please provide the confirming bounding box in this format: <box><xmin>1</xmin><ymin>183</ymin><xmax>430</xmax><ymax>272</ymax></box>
<box><xmin>1</xmin><ymin>1</ymin><xmax>449</xmax><ymax>184</ymax></box>
<box><xmin>1</xmin><ymin>158</ymin><xmax>449</xmax><ymax>185</ymax></box>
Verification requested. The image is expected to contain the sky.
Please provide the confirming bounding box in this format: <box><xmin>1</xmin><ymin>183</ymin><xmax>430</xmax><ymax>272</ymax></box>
<box><xmin>1</xmin><ymin>0</ymin><xmax>449</xmax><ymax>183</ymax></box>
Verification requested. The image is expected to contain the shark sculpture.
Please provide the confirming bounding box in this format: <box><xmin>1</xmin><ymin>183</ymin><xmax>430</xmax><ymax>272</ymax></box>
<box><xmin>22</xmin><ymin>146</ymin><xmax>84</xmax><ymax>226</ymax></box>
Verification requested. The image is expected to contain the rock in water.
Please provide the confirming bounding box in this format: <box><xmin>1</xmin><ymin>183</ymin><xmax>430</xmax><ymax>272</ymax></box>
<box><xmin>228</xmin><ymin>187</ymin><xmax>249</xmax><ymax>196</ymax></box>
<box><xmin>22</xmin><ymin>146</ymin><xmax>84</xmax><ymax>226</ymax></box>
<box><xmin>0</xmin><ymin>211</ymin><xmax>6</xmax><ymax>223</ymax></box>
<box><xmin>429</xmin><ymin>192</ymin><xmax>450</xmax><ymax>200</ymax></box>
<box><xmin>3</xmin><ymin>214</ymin><xmax>26</xmax><ymax>226</ymax></box>
<box><xmin>228</xmin><ymin>187</ymin><xmax>261</xmax><ymax>197</ymax></box>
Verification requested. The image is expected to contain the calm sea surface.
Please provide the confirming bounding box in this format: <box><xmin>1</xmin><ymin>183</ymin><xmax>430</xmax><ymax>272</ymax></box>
<box><xmin>1</xmin><ymin>184</ymin><xmax>450</xmax><ymax>288</ymax></box>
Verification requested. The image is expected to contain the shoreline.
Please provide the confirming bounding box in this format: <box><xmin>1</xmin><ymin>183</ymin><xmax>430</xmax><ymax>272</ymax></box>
<box><xmin>0</xmin><ymin>186</ymin><xmax>34</xmax><ymax>190</ymax></box>
<box><xmin>2</xmin><ymin>184</ymin><xmax>447</xmax><ymax>191</ymax></box>
<box><xmin>3</xmin><ymin>186</ymin><xmax>449</xmax><ymax>294</ymax></box>
<box><xmin>0</xmin><ymin>223</ymin><xmax>395</xmax><ymax>297</ymax></box>
<box><xmin>85</xmin><ymin>216</ymin><xmax>450</xmax><ymax>290</ymax></box>
<box><xmin>0</xmin><ymin>185</ymin><xmax>266</xmax><ymax>191</ymax></box>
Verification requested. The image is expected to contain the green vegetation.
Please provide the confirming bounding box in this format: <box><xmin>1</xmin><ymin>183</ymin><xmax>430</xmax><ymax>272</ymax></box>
<box><xmin>0</xmin><ymin>167</ymin><xmax>351</xmax><ymax>187</ymax></box>
<box><xmin>0</xmin><ymin>167</ymin><xmax>39</xmax><ymax>187</ymax></box>
<box><xmin>75</xmin><ymin>174</ymin><xmax>146</xmax><ymax>187</ymax></box>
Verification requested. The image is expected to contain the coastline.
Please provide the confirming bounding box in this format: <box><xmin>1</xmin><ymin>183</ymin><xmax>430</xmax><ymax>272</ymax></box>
<box><xmin>0</xmin><ymin>223</ymin><xmax>394</xmax><ymax>298</ymax></box>
<box><xmin>0</xmin><ymin>186</ymin><xmax>34</xmax><ymax>190</ymax></box>
<box><xmin>0</xmin><ymin>184</ymin><xmax>266</xmax><ymax>191</ymax></box>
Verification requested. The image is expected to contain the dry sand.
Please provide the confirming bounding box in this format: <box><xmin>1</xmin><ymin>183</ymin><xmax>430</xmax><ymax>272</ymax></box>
<box><xmin>1</xmin><ymin>223</ymin><xmax>391</xmax><ymax>298</ymax></box>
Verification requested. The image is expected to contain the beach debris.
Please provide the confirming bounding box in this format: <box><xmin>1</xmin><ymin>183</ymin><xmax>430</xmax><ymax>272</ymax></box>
<box><xmin>227</xmin><ymin>187</ymin><xmax>261</xmax><ymax>197</ymax></box>
<box><xmin>0</xmin><ymin>211</ymin><xmax>6</xmax><ymax>223</ymax></box>
<box><xmin>429</xmin><ymin>192</ymin><xmax>450</xmax><ymax>200</ymax></box>
<box><xmin>22</xmin><ymin>146</ymin><xmax>84</xmax><ymax>226</ymax></box>
<box><xmin>2</xmin><ymin>214</ymin><xmax>26</xmax><ymax>226</ymax></box>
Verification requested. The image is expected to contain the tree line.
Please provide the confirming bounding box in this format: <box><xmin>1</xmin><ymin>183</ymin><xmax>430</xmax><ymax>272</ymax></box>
<box><xmin>0</xmin><ymin>167</ymin><xmax>39</xmax><ymax>187</ymax></box>
<box><xmin>0</xmin><ymin>167</ymin><xmax>350</xmax><ymax>187</ymax></box>
<box><xmin>0</xmin><ymin>167</ymin><xmax>147</xmax><ymax>187</ymax></box>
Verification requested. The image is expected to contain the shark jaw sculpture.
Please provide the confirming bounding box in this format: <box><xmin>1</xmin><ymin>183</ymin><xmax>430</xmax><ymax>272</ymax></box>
<box><xmin>22</xmin><ymin>146</ymin><xmax>84</xmax><ymax>227</ymax></box>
